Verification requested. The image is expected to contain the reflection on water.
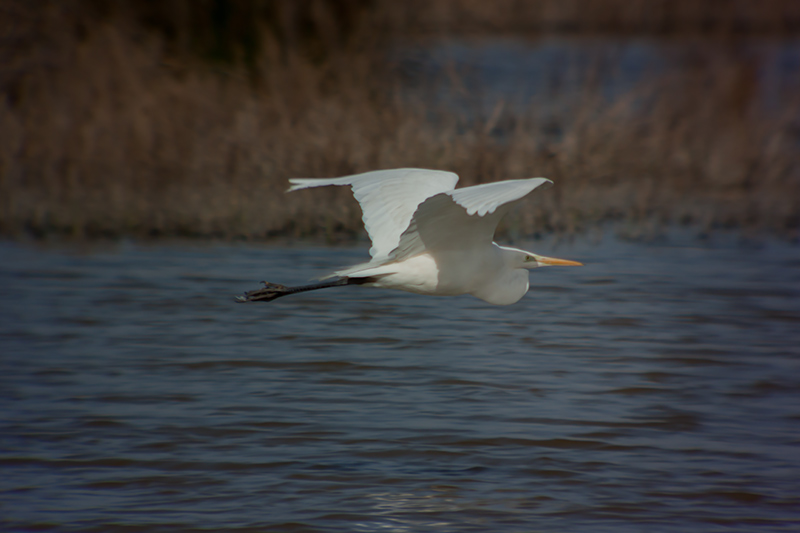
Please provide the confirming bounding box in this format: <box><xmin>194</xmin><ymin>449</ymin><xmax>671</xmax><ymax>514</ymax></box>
<box><xmin>1</xmin><ymin>235</ymin><xmax>799</xmax><ymax>532</ymax></box>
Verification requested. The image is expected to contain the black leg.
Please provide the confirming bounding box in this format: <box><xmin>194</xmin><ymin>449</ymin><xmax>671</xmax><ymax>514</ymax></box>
<box><xmin>235</xmin><ymin>277</ymin><xmax>372</xmax><ymax>303</ymax></box>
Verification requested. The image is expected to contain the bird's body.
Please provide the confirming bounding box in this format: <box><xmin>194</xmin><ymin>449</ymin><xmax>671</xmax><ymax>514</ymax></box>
<box><xmin>344</xmin><ymin>242</ymin><xmax>530</xmax><ymax>305</ymax></box>
<box><xmin>238</xmin><ymin>168</ymin><xmax>581</xmax><ymax>305</ymax></box>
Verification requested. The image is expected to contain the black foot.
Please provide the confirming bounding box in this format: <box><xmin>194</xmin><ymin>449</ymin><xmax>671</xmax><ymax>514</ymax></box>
<box><xmin>235</xmin><ymin>281</ymin><xmax>292</xmax><ymax>303</ymax></box>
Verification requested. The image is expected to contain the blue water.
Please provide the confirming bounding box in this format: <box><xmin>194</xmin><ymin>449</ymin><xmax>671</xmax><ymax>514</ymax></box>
<box><xmin>396</xmin><ymin>37</ymin><xmax>800</xmax><ymax>117</ymax></box>
<box><xmin>1</xmin><ymin>235</ymin><xmax>799</xmax><ymax>532</ymax></box>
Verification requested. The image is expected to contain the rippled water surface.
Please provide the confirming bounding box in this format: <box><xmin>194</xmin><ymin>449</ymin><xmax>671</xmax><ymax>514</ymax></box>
<box><xmin>1</xmin><ymin>236</ymin><xmax>799</xmax><ymax>532</ymax></box>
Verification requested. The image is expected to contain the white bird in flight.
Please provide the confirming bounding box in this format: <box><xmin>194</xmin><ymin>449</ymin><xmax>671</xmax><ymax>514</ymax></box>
<box><xmin>237</xmin><ymin>168</ymin><xmax>581</xmax><ymax>305</ymax></box>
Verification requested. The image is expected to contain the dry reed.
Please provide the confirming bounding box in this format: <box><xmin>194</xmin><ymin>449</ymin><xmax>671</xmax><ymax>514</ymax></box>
<box><xmin>1</xmin><ymin>0</ymin><xmax>798</xmax><ymax>242</ymax></box>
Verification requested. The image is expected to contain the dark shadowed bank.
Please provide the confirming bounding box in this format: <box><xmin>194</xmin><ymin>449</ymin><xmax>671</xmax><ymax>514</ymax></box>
<box><xmin>1</xmin><ymin>0</ymin><xmax>799</xmax><ymax>242</ymax></box>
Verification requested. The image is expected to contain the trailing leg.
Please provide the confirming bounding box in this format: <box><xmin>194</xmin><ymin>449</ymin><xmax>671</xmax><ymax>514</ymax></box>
<box><xmin>235</xmin><ymin>277</ymin><xmax>372</xmax><ymax>303</ymax></box>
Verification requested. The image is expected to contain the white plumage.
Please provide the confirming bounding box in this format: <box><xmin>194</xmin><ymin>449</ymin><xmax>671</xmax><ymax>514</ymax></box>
<box><xmin>287</xmin><ymin>169</ymin><xmax>458</xmax><ymax>258</ymax></box>
<box><xmin>239</xmin><ymin>168</ymin><xmax>581</xmax><ymax>305</ymax></box>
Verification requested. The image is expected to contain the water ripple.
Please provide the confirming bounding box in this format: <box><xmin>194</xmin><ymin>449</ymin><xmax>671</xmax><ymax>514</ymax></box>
<box><xmin>1</xmin><ymin>237</ymin><xmax>799</xmax><ymax>532</ymax></box>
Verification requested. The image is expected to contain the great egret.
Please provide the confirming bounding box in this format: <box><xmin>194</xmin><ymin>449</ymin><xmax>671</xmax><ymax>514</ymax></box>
<box><xmin>237</xmin><ymin>168</ymin><xmax>581</xmax><ymax>305</ymax></box>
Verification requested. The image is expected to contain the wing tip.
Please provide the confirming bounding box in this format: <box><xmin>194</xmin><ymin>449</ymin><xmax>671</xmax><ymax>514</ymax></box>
<box><xmin>287</xmin><ymin>169</ymin><xmax>461</xmax><ymax>193</ymax></box>
<box><xmin>286</xmin><ymin>178</ymin><xmax>312</xmax><ymax>193</ymax></box>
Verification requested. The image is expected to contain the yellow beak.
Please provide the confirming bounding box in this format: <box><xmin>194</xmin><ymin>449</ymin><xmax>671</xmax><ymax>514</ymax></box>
<box><xmin>536</xmin><ymin>255</ymin><xmax>583</xmax><ymax>267</ymax></box>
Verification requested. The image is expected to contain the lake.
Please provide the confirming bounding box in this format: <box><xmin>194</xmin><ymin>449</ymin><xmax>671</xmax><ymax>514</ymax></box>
<box><xmin>1</xmin><ymin>234</ymin><xmax>799</xmax><ymax>532</ymax></box>
<box><xmin>397</xmin><ymin>37</ymin><xmax>800</xmax><ymax>114</ymax></box>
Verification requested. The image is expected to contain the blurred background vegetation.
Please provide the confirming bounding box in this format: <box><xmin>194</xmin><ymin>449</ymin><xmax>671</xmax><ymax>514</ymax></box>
<box><xmin>1</xmin><ymin>0</ymin><xmax>799</xmax><ymax>241</ymax></box>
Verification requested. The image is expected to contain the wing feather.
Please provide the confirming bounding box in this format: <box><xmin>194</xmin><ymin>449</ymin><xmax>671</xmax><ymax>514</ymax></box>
<box><xmin>448</xmin><ymin>178</ymin><xmax>552</xmax><ymax>216</ymax></box>
<box><xmin>391</xmin><ymin>178</ymin><xmax>552</xmax><ymax>261</ymax></box>
<box><xmin>288</xmin><ymin>168</ymin><xmax>458</xmax><ymax>258</ymax></box>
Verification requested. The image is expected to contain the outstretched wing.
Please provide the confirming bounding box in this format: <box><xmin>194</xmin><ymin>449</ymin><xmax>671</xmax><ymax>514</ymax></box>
<box><xmin>448</xmin><ymin>178</ymin><xmax>552</xmax><ymax>216</ymax></box>
<box><xmin>390</xmin><ymin>178</ymin><xmax>552</xmax><ymax>260</ymax></box>
<box><xmin>288</xmin><ymin>168</ymin><xmax>459</xmax><ymax>258</ymax></box>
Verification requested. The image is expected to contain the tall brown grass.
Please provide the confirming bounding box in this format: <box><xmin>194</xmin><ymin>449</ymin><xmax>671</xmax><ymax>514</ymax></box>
<box><xmin>1</xmin><ymin>0</ymin><xmax>798</xmax><ymax>241</ymax></box>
